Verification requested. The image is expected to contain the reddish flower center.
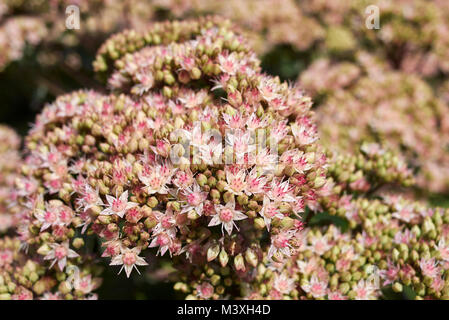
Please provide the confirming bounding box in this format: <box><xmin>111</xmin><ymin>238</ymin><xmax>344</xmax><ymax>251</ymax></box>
<box><xmin>112</xmin><ymin>199</ymin><xmax>125</xmax><ymax>212</ymax></box>
<box><xmin>219</xmin><ymin>209</ymin><xmax>234</xmax><ymax>223</ymax></box>
<box><xmin>55</xmin><ymin>246</ymin><xmax>68</xmax><ymax>260</ymax></box>
<box><xmin>123</xmin><ymin>252</ymin><xmax>137</xmax><ymax>266</ymax></box>
<box><xmin>274</xmin><ymin>235</ymin><xmax>289</xmax><ymax>248</ymax></box>
<box><xmin>44</xmin><ymin>210</ymin><xmax>58</xmax><ymax>223</ymax></box>
<box><xmin>161</xmin><ymin>217</ymin><xmax>173</xmax><ymax>229</ymax></box>
<box><xmin>187</xmin><ymin>193</ymin><xmax>201</xmax><ymax>206</ymax></box>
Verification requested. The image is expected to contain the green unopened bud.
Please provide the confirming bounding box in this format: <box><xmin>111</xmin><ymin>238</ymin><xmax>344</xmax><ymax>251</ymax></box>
<box><xmin>216</xmin><ymin>181</ymin><xmax>227</xmax><ymax>192</ymax></box>
<box><xmin>219</xmin><ymin>249</ymin><xmax>229</xmax><ymax>267</ymax></box>
<box><xmin>280</xmin><ymin>217</ymin><xmax>295</xmax><ymax>229</ymax></box>
<box><xmin>422</xmin><ymin>217</ymin><xmax>435</xmax><ymax>234</ymax></box>
<box><xmin>72</xmin><ymin>238</ymin><xmax>84</xmax><ymax>249</ymax></box>
<box><xmin>196</xmin><ymin>174</ymin><xmax>207</xmax><ymax>186</ymax></box>
<box><xmin>223</xmin><ymin>192</ymin><xmax>234</xmax><ymax>204</ymax></box>
<box><xmin>339</xmin><ymin>282</ymin><xmax>350</xmax><ymax>294</ymax></box>
<box><xmin>162</xmin><ymin>86</ymin><xmax>172</xmax><ymax>98</ymax></box>
<box><xmin>190</xmin><ymin>67</ymin><xmax>202</xmax><ymax>80</ymax></box>
<box><xmin>98</xmin><ymin>215</ymin><xmax>111</xmax><ymax>224</ymax></box>
<box><xmin>392</xmin><ymin>248</ymin><xmax>400</xmax><ymax>262</ymax></box>
<box><xmin>341</xmin><ymin>272</ymin><xmax>352</xmax><ymax>282</ymax></box>
<box><xmin>411</xmin><ymin>225</ymin><xmax>421</xmax><ymax>238</ymax></box>
<box><xmin>210</xmin><ymin>189</ymin><xmax>220</xmax><ymax>199</ymax></box>
<box><xmin>207</xmin><ymin>244</ymin><xmax>220</xmax><ymax>262</ymax></box>
<box><xmin>210</xmin><ymin>275</ymin><xmax>221</xmax><ymax>286</ymax></box>
<box><xmin>237</xmin><ymin>194</ymin><xmax>248</xmax><ymax>206</ymax></box>
<box><xmin>37</xmin><ymin>244</ymin><xmax>51</xmax><ymax>256</ymax></box>
<box><xmin>254</xmin><ymin>217</ymin><xmax>266</xmax><ymax>230</ymax></box>
<box><xmin>144</xmin><ymin>216</ymin><xmax>157</xmax><ymax>229</ymax></box>
<box><xmin>187</xmin><ymin>210</ymin><xmax>200</xmax><ymax>220</ymax></box>
<box><xmin>164</xmin><ymin>72</ymin><xmax>175</xmax><ymax>85</ymax></box>
<box><xmin>147</xmin><ymin>197</ymin><xmax>158</xmax><ymax>208</ymax></box>
<box><xmin>234</xmin><ymin>254</ymin><xmax>246</xmax><ymax>272</ymax></box>
<box><xmin>314</xmin><ymin>176</ymin><xmax>327</xmax><ymax>189</ymax></box>
<box><xmin>392</xmin><ymin>282</ymin><xmax>403</xmax><ymax>293</ymax></box>
<box><xmin>410</xmin><ymin>250</ymin><xmax>420</xmax><ymax>262</ymax></box>
<box><xmin>58</xmin><ymin>281</ymin><xmax>72</xmax><ymax>294</ymax></box>
<box><xmin>245</xmin><ymin>248</ymin><xmax>258</xmax><ymax>268</ymax></box>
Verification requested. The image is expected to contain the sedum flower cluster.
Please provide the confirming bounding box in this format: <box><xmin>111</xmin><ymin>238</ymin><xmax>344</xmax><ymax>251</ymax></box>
<box><xmin>153</xmin><ymin>0</ymin><xmax>449</xmax><ymax>78</ymax></box>
<box><xmin>241</xmin><ymin>145</ymin><xmax>449</xmax><ymax>300</ymax></box>
<box><xmin>14</xmin><ymin>17</ymin><xmax>329</xmax><ymax>299</ymax></box>
<box><xmin>2</xmin><ymin>2</ymin><xmax>448</xmax><ymax>200</ymax></box>
<box><xmin>1</xmin><ymin>13</ymin><xmax>448</xmax><ymax>300</ymax></box>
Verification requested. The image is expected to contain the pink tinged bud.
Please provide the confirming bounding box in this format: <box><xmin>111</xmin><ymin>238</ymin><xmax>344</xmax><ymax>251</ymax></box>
<box><xmin>197</xmin><ymin>282</ymin><xmax>214</xmax><ymax>299</ymax></box>
<box><xmin>153</xmin><ymin>139</ymin><xmax>171</xmax><ymax>157</ymax></box>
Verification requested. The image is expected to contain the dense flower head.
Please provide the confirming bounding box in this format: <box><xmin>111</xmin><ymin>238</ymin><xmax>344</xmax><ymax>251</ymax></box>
<box><xmin>326</xmin><ymin>143</ymin><xmax>415</xmax><ymax>196</ymax></box>
<box><xmin>14</xmin><ymin>18</ymin><xmax>330</xmax><ymax>300</ymax></box>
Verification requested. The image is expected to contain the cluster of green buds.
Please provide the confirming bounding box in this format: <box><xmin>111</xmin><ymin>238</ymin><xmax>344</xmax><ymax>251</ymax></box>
<box><xmin>239</xmin><ymin>191</ymin><xmax>449</xmax><ymax>300</ymax></box>
<box><xmin>326</xmin><ymin>142</ymin><xmax>415</xmax><ymax>196</ymax></box>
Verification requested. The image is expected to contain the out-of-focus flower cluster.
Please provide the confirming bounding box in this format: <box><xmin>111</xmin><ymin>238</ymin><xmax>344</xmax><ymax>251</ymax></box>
<box><xmin>152</xmin><ymin>0</ymin><xmax>325</xmax><ymax>53</ymax></box>
<box><xmin>154</xmin><ymin>0</ymin><xmax>449</xmax><ymax>77</ymax></box>
<box><xmin>0</xmin><ymin>125</ymin><xmax>21</xmax><ymax>234</ymax></box>
<box><xmin>0</xmin><ymin>0</ymin><xmax>324</xmax><ymax>71</ymax></box>
<box><xmin>0</xmin><ymin>0</ymin><xmax>159</xmax><ymax>71</ymax></box>
<box><xmin>11</xmin><ymin>17</ymin><xmax>332</xmax><ymax>300</ymax></box>
<box><xmin>300</xmin><ymin>54</ymin><xmax>449</xmax><ymax>193</ymax></box>
<box><xmin>0</xmin><ymin>236</ymin><xmax>102</xmax><ymax>300</ymax></box>
<box><xmin>0</xmin><ymin>16</ymin><xmax>47</xmax><ymax>71</ymax></box>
